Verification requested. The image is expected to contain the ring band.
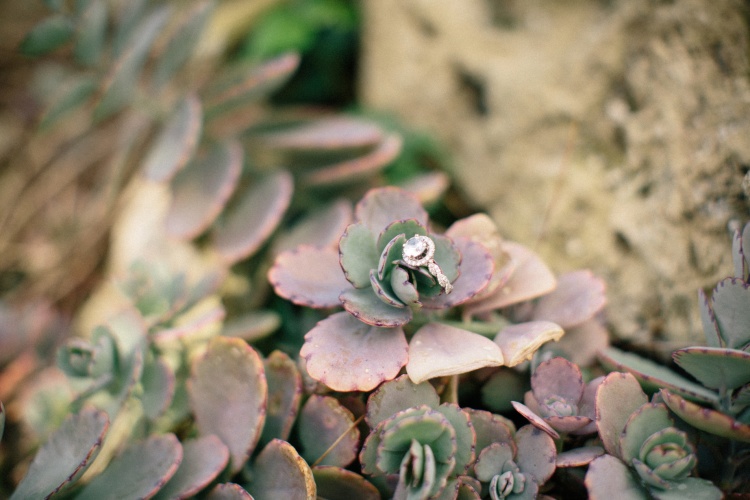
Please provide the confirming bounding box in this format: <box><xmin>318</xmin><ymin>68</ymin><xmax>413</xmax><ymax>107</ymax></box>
<box><xmin>402</xmin><ymin>235</ymin><xmax>453</xmax><ymax>294</ymax></box>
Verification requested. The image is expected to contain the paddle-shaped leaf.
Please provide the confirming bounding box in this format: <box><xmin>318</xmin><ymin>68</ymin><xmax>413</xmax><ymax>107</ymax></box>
<box><xmin>299</xmin><ymin>395</ymin><xmax>359</xmax><ymax>467</ymax></box>
<box><xmin>247</xmin><ymin>439</ymin><xmax>316</xmax><ymax>500</ymax></box>
<box><xmin>76</xmin><ymin>434</ymin><xmax>182</xmax><ymax>500</ymax></box>
<box><xmin>595</xmin><ymin>372</ymin><xmax>648</xmax><ymax>456</ymax></box>
<box><xmin>143</xmin><ymin>95</ymin><xmax>203</xmax><ymax>182</ymax></box>
<box><xmin>260</xmin><ymin>351</ymin><xmax>302</xmax><ymax>447</ymax></box>
<box><xmin>711</xmin><ymin>278</ymin><xmax>750</xmax><ymax>349</ymax></box>
<box><xmin>155</xmin><ymin>436</ymin><xmax>230</xmax><ymax>500</ymax></box>
<box><xmin>11</xmin><ymin>408</ymin><xmax>109</xmax><ymax>500</ymax></box>
<box><xmin>494</xmin><ymin>321</ymin><xmax>564</xmax><ymax>367</ymax></box>
<box><xmin>354</xmin><ymin>186</ymin><xmax>428</xmax><ymax>237</ymax></box>
<box><xmin>407</xmin><ymin>323</ymin><xmax>504</xmax><ymax>384</ymax></box>
<box><xmin>20</xmin><ymin>15</ymin><xmax>74</xmax><ymax>56</ymax></box>
<box><xmin>585</xmin><ymin>455</ymin><xmax>645</xmax><ymax>500</ymax></box>
<box><xmin>214</xmin><ymin>171</ymin><xmax>293</xmax><ymax>263</ymax></box>
<box><xmin>261</xmin><ymin>116</ymin><xmax>383</xmax><ymax>153</ymax></box>
<box><xmin>273</xmin><ymin>200</ymin><xmax>352</xmax><ymax>254</ymax></box>
<box><xmin>365</xmin><ymin>374</ymin><xmax>440</xmax><ymax>428</ymax></box>
<box><xmin>661</xmin><ymin>389</ymin><xmax>750</xmax><ymax>442</ymax></box>
<box><xmin>339</xmin><ymin>287</ymin><xmax>413</xmax><ymax>327</ymax></box>
<box><xmin>673</xmin><ymin>346</ymin><xmax>750</xmax><ymax>390</ymax></box>
<box><xmin>207</xmin><ymin>483</ymin><xmax>254</xmax><ymax>499</ymax></box>
<box><xmin>312</xmin><ymin>466</ymin><xmax>380</xmax><ymax>500</ymax></box>
<box><xmin>269</xmin><ymin>246</ymin><xmax>351</xmax><ymax>308</ymax></box>
<box><xmin>465</xmin><ymin>408</ymin><xmax>515</xmax><ymax>454</ymax></box>
<box><xmin>532</xmin><ymin>270</ymin><xmax>606</xmax><ymax>328</ymax></box>
<box><xmin>300</xmin><ymin>311</ymin><xmax>408</xmax><ymax>392</ymax></box>
<box><xmin>141</xmin><ymin>357</ymin><xmax>175</xmax><ymax>421</ymax></box>
<box><xmin>189</xmin><ymin>337</ymin><xmax>267</xmax><ymax>473</ymax></box>
<box><xmin>421</xmin><ymin>238</ymin><xmax>494</xmax><ymax>309</ymax></box>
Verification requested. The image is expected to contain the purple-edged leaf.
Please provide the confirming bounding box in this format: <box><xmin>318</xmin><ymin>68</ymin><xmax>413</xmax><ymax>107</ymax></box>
<box><xmin>261</xmin><ymin>116</ymin><xmax>383</xmax><ymax>152</ymax></box>
<box><xmin>143</xmin><ymin>95</ymin><xmax>202</xmax><ymax>182</ymax></box>
<box><xmin>189</xmin><ymin>337</ymin><xmax>267</xmax><ymax>473</ymax></box>
<box><xmin>473</xmin><ymin>441</ymin><xmax>515</xmax><ymax>482</ymax></box>
<box><xmin>407</xmin><ymin>323</ymin><xmax>504</xmax><ymax>384</ymax></box>
<box><xmin>76</xmin><ymin>434</ymin><xmax>182</xmax><ymax>500</ymax></box>
<box><xmin>733</xmin><ymin>228</ymin><xmax>746</xmax><ymax>280</ymax></box>
<box><xmin>312</xmin><ymin>466</ymin><xmax>380</xmax><ymax>500</ymax></box>
<box><xmin>340</xmin><ymin>288</ymin><xmax>413</xmax><ymax>327</ymax></box>
<box><xmin>247</xmin><ymin>439</ymin><xmax>316</xmax><ymax>500</ymax></box>
<box><xmin>649</xmin><ymin>478</ymin><xmax>723</xmax><ymax>500</ymax></box>
<box><xmin>11</xmin><ymin>408</ymin><xmax>108</xmax><ymax>500</ymax></box>
<box><xmin>155</xmin><ymin>436</ymin><xmax>230</xmax><ymax>500</ymax></box>
<box><xmin>619</xmin><ymin>403</ymin><xmax>672</xmax><ymax>464</ymax></box>
<box><xmin>206</xmin><ymin>483</ymin><xmax>253</xmax><ymax>499</ymax></box>
<box><xmin>299</xmin><ymin>395</ymin><xmax>359</xmax><ymax>467</ymax></box>
<box><xmin>674</xmin><ymin>346</ymin><xmax>750</xmax><ymax>390</ymax></box>
<box><xmin>494</xmin><ymin>321</ymin><xmax>564</xmax><ymax>367</ymax></box>
<box><xmin>204</xmin><ymin>53</ymin><xmax>301</xmax><ymax>116</ymax></box>
<box><xmin>595</xmin><ymin>372</ymin><xmax>648</xmax><ymax>456</ymax></box>
<box><xmin>165</xmin><ymin>141</ymin><xmax>243</xmax><ymax>239</ymax></box>
<box><xmin>545</xmin><ymin>415</ymin><xmax>594</xmax><ymax>434</ymax></box>
<box><xmin>584</xmin><ymin>455</ymin><xmax>646</xmax><ymax>500</ymax></box>
<box><xmin>303</xmin><ymin>134</ymin><xmax>402</xmax><ymax>186</ymax></box>
<box><xmin>274</xmin><ymin>200</ymin><xmax>352</xmax><ymax>254</ymax></box>
<box><xmin>435</xmin><ymin>476</ymin><xmax>482</xmax><ymax>500</ymax></box>
<box><xmin>711</xmin><ymin>278</ymin><xmax>750</xmax><ymax>349</ymax></box>
<box><xmin>300</xmin><ymin>311</ymin><xmax>408</xmax><ymax>392</ymax></box>
<box><xmin>370</xmin><ymin>270</ymin><xmax>406</xmax><ymax>308</ymax></box>
<box><xmin>532</xmin><ymin>270</ymin><xmax>606</xmax><ymax>328</ymax></box>
<box><xmin>355</xmin><ymin>187</ymin><xmax>429</xmax><ymax>236</ymax></box>
<box><xmin>515</xmin><ymin>425</ymin><xmax>557</xmax><ymax>485</ymax></box>
<box><xmin>422</xmin><ymin>238</ymin><xmax>492</xmax><ymax>309</ymax></box>
<box><xmin>269</xmin><ymin>246</ymin><xmax>351</xmax><ymax>308</ymax></box>
<box><xmin>142</xmin><ymin>358</ymin><xmax>175</xmax><ymax>421</ymax></box>
<box><xmin>378</xmin><ymin>219</ymin><xmax>426</xmax><ymax>255</ymax></box>
<box><xmin>339</xmin><ymin>222</ymin><xmax>379</xmax><ymax>288</ymax></box>
<box><xmin>365</xmin><ymin>374</ymin><xmax>439</xmax><ymax>428</ymax></box>
<box><xmin>554</xmin><ymin>318</ymin><xmax>610</xmax><ymax>367</ymax></box>
<box><xmin>556</xmin><ymin>446</ymin><xmax>604</xmax><ymax>467</ymax></box>
<box><xmin>465</xmin><ymin>242</ymin><xmax>556</xmax><ymax>316</ymax></box>
<box><xmin>698</xmin><ymin>289</ymin><xmax>722</xmax><ymax>348</ymax></box>
<box><xmin>532</xmin><ymin>357</ymin><xmax>585</xmax><ymax>404</ymax></box>
<box><xmin>598</xmin><ymin>347</ymin><xmax>719</xmax><ymax>404</ymax></box>
<box><xmin>435</xmin><ymin>404</ymin><xmax>476</xmax><ymax>475</ymax></box>
<box><xmin>661</xmin><ymin>389</ymin><xmax>750</xmax><ymax>442</ymax></box>
<box><xmin>222</xmin><ymin>311</ymin><xmax>281</xmax><ymax>343</ymax></box>
<box><xmin>214</xmin><ymin>171</ymin><xmax>293</xmax><ymax>263</ymax></box>
<box><xmin>464</xmin><ymin>409</ymin><xmax>515</xmax><ymax>454</ymax></box>
<box><xmin>260</xmin><ymin>351</ymin><xmax>302</xmax><ymax>447</ymax></box>
<box><xmin>391</xmin><ymin>266</ymin><xmax>421</xmax><ymax>307</ymax></box>
<box><xmin>511</xmin><ymin>402</ymin><xmax>560</xmax><ymax>439</ymax></box>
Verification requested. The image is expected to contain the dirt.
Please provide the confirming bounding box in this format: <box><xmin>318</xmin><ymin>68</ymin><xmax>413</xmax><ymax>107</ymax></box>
<box><xmin>360</xmin><ymin>0</ymin><xmax>750</xmax><ymax>350</ymax></box>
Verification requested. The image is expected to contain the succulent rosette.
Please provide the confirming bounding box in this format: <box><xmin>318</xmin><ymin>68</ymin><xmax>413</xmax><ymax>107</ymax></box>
<box><xmin>585</xmin><ymin>372</ymin><xmax>722</xmax><ymax>499</ymax></box>
<box><xmin>511</xmin><ymin>357</ymin><xmax>602</xmax><ymax>439</ymax></box>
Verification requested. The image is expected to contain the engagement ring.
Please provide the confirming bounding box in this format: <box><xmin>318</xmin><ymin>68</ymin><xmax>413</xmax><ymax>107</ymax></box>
<box><xmin>402</xmin><ymin>235</ymin><xmax>453</xmax><ymax>294</ymax></box>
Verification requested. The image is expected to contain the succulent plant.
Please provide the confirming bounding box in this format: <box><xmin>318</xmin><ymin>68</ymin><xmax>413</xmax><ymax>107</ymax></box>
<box><xmin>512</xmin><ymin>357</ymin><xmax>602</xmax><ymax>440</ymax></box>
<box><xmin>585</xmin><ymin>372</ymin><xmax>722</xmax><ymax>499</ymax></box>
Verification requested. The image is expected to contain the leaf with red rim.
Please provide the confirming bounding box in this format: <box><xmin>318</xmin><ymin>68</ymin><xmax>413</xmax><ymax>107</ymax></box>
<box><xmin>299</xmin><ymin>395</ymin><xmax>360</xmax><ymax>467</ymax></box>
<box><xmin>269</xmin><ymin>246</ymin><xmax>351</xmax><ymax>308</ymax></box>
<box><xmin>515</xmin><ymin>425</ymin><xmax>557</xmax><ymax>485</ymax></box>
<box><xmin>154</xmin><ymin>436</ymin><xmax>230</xmax><ymax>500</ymax></box>
<box><xmin>260</xmin><ymin>116</ymin><xmax>383</xmax><ymax>152</ymax></box>
<box><xmin>595</xmin><ymin>372</ymin><xmax>648</xmax><ymax>456</ymax></box>
<box><xmin>273</xmin><ymin>200</ymin><xmax>352</xmax><ymax>254</ymax></box>
<box><xmin>246</xmin><ymin>439</ymin><xmax>316</xmax><ymax>500</ymax></box>
<box><xmin>206</xmin><ymin>483</ymin><xmax>253</xmax><ymax>499</ymax></box>
<box><xmin>355</xmin><ymin>187</ymin><xmax>428</xmax><ymax>237</ymax></box>
<box><xmin>312</xmin><ymin>466</ymin><xmax>380</xmax><ymax>500</ymax></box>
<box><xmin>532</xmin><ymin>270</ymin><xmax>607</xmax><ymax>328</ymax></box>
<box><xmin>465</xmin><ymin>408</ymin><xmax>515</xmax><ymax>454</ymax></box>
<box><xmin>338</xmin><ymin>222</ymin><xmax>379</xmax><ymax>288</ymax></box>
<box><xmin>300</xmin><ymin>311</ymin><xmax>408</xmax><ymax>392</ymax></box>
<box><xmin>673</xmin><ymin>346</ymin><xmax>750</xmax><ymax>390</ymax></box>
<box><xmin>340</xmin><ymin>287</ymin><xmax>413</xmax><ymax>327</ymax></box>
<box><xmin>511</xmin><ymin>401</ymin><xmax>560</xmax><ymax>439</ymax></box>
<box><xmin>260</xmin><ymin>350</ymin><xmax>302</xmax><ymax>447</ymax></box>
<box><xmin>661</xmin><ymin>389</ymin><xmax>750</xmax><ymax>442</ymax></box>
<box><xmin>711</xmin><ymin>278</ymin><xmax>750</xmax><ymax>349</ymax></box>
<box><xmin>422</xmin><ymin>238</ymin><xmax>491</xmax><ymax>310</ymax></box>
<box><xmin>556</xmin><ymin>446</ymin><xmax>604</xmax><ymax>468</ymax></box>
<box><xmin>494</xmin><ymin>321</ymin><xmax>564</xmax><ymax>367</ymax></box>
<box><xmin>366</xmin><ymin>374</ymin><xmax>440</xmax><ymax>428</ymax></box>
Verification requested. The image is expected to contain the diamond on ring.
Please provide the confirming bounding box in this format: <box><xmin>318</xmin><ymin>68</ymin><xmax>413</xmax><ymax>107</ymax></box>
<box><xmin>402</xmin><ymin>235</ymin><xmax>453</xmax><ymax>294</ymax></box>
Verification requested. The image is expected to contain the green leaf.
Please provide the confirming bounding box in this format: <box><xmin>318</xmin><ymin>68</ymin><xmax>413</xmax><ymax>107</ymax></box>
<box><xmin>189</xmin><ymin>337</ymin><xmax>268</xmax><ymax>473</ymax></box>
<box><xmin>20</xmin><ymin>15</ymin><xmax>74</xmax><ymax>56</ymax></box>
<box><xmin>365</xmin><ymin>374</ymin><xmax>439</xmax><ymax>428</ymax></box>
<box><xmin>152</xmin><ymin>1</ymin><xmax>215</xmax><ymax>89</ymax></box>
<box><xmin>649</xmin><ymin>477</ymin><xmax>723</xmax><ymax>500</ymax></box>
<box><xmin>299</xmin><ymin>395</ymin><xmax>359</xmax><ymax>467</ymax></box>
<box><xmin>711</xmin><ymin>278</ymin><xmax>750</xmax><ymax>349</ymax></box>
<box><xmin>141</xmin><ymin>358</ymin><xmax>175</xmax><ymax>421</ymax></box>
<box><xmin>339</xmin><ymin>287</ymin><xmax>413</xmax><ymax>327</ymax></box>
<box><xmin>584</xmin><ymin>455</ymin><xmax>648</xmax><ymax>500</ymax></box>
<box><xmin>154</xmin><ymin>436</ymin><xmax>230</xmax><ymax>500</ymax></box>
<box><xmin>661</xmin><ymin>389</ymin><xmax>750</xmax><ymax>442</ymax></box>
<box><xmin>619</xmin><ymin>403</ymin><xmax>673</xmax><ymax>464</ymax></box>
<box><xmin>74</xmin><ymin>0</ymin><xmax>107</xmax><ymax>66</ymax></box>
<box><xmin>11</xmin><ymin>408</ymin><xmax>109</xmax><ymax>499</ymax></box>
<box><xmin>595</xmin><ymin>372</ymin><xmax>648</xmax><ymax>457</ymax></box>
<box><xmin>514</xmin><ymin>424</ymin><xmax>557</xmax><ymax>485</ymax></box>
<box><xmin>142</xmin><ymin>95</ymin><xmax>203</xmax><ymax>182</ymax></box>
<box><xmin>246</xmin><ymin>439</ymin><xmax>316</xmax><ymax>500</ymax></box>
<box><xmin>673</xmin><ymin>346</ymin><xmax>750</xmax><ymax>390</ymax></box>
<box><xmin>473</xmin><ymin>441</ymin><xmax>514</xmax><ymax>482</ymax></box>
<box><xmin>39</xmin><ymin>75</ymin><xmax>96</xmax><ymax>129</ymax></box>
<box><xmin>435</xmin><ymin>404</ymin><xmax>475</xmax><ymax>475</ymax></box>
<box><xmin>339</xmin><ymin>222</ymin><xmax>379</xmax><ymax>288</ymax></box>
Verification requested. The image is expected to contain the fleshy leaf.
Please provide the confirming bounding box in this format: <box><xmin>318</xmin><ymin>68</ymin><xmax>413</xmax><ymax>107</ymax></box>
<box><xmin>269</xmin><ymin>246</ymin><xmax>351</xmax><ymax>308</ymax></box>
<box><xmin>407</xmin><ymin>323</ymin><xmax>504</xmax><ymax>384</ymax></box>
<box><xmin>649</xmin><ymin>478</ymin><xmax>723</xmax><ymax>500</ymax></box>
<box><xmin>246</xmin><ymin>439</ymin><xmax>316</xmax><ymax>500</ymax></box>
<box><xmin>464</xmin><ymin>242</ymin><xmax>556</xmax><ymax>316</ymax></box>
<box><xmin>261</xmin><ymin>116</ymin><xmax>383</xmax><ymax>152</ymax></box>
<box><xmin>711</xmin><ymin>278</ymin><xmax>750</xmax><ymax>349</ymax></box>
<box><xmin>155</xmin><ymin>436</ymin><xmax>230</xmax><ymax>500</ymax></box>
<box><xmin>365</xmin><ymin>374</ymin><xmax>440</xmax><ymax>428</ymax></box>
<box><xmin>553</xmin><ymin>318</ymin><xmax>610</xmax><ymax>367</ymax></box>
<box><xmin>555</xmin><ymin>446</ymin><xmax>604</xmax><ymax>467</ymax></box>
<box><xmin>399</xmin><ymin>171</ymin><xmax>450</xmax><ymax>206</ymax></box>
<box><xmin>473</xmin><ymin>441</ymin><xmax>515</xmax><ymax>482</ymax></box>
<box><xmin>515</xmin><ymin>424</ymin><xmax>557</xmax><ymax>485</ymax></box>
<box><xmin>494</xmin><ymin>321</ymin><xmax>564</xmax><ymax>367</ymax></box>
<box><xmin>165</xmin><ymin>141</ymin><xmax>242</xmax><ymax>239</ymax></box>
<box><xmin>435</xmin><ymin>404</ymin><xmax>476</xmax><ymax>475</ymax></box>
<box><xmin>74</xmin><ymin>0</ymin><xmax>107</xmax><ymax>66</ymax></box>
<box><xmin>204</xmin><ymin>53</ymin><xmax>301</xmax><ymax>116</ymax></box>
<box><xmin>531</xmin><ymin>357</ymin><xmax>585</xmax><ymax>404</ymax></box>
<box><xmin>598</xmin><ymin>347</ymin><xmax>718</xmax><ymax>404</ymax></box>
<box><xmin>214</xmin><ymin>171</ymin><xmax>293</xmax><ymax>263</ymax></box>
<box><xmin>673</xmin><ymin>346</ymin><xmax>750</xmax><ymax>390</ymax></box>
<box><xmin>11</xmin><ymin>408</ymin><xmax>108</xmax><ymax>500</ymax></box>
<box><xmin>96</xmin><ymin>6</ymin><xmax>171</xmax><ymax>119</ymax></box>
<box><xmin>465</xmin><ymin>408</ymin><xmax>515</xmax><ymax>454</ymax></box>
<box><xmin>189</xmin><ymin>337</ymin><xmax>267</xmax><ymax>473</ymax></box>
<box><xmin>142</xmin><ymin>358</ymin><xmax>175</xmax><ymax>421</ymax></box>
<box><xmin>377</xmin><ymin>219</ymin><xmax>425</xmax><ymax>254</ymax></box>
<box><xmin>339</xmin><ymin>222</ymin><xmax>379</xmax><ymax>288</ymax></box>
<box><xmin>19</xmin><ymin>15</ymin><xmax>74</xmax><ymax>56</ymax></box>
<box><xmin>207</xmin><ymin>483</ymin><xmax>254</xmax><ymax>499</ymax></box>
<box><xmin>511</xmin><ymin>402</ymin><xmax>560</xmax><ymax>439</ymax></box>
<box><xmin>273</xmin><ymin>200</ymin><xmax>352</xmax><ymax>254</ymax></box>
<box><xmin>260</xmin><ymin>351</ymin><xmax>302</xmax><ymax>447</ymax></box>
<box><xmin>698</xmin><ymin>289</ymin><xmax>722</xmax><ymax>348</ymax></box>
<box><xmin>619</xmin><ymin>403</ymin><xmax>673</xmax><ymax>463</ymax></box>
<box><xmin>299</xmin><ymin>395</ymin><xmax>359</xmax><ymax>467</ymax></box>
<box><xmin>312</xmin><ymin>466</ymin><xmax>380</xmax><ymax>500</ymax></box>
<box><xmin>76</xmin><ymin>434</ymin><xmax>182</xmax><ymax>500</ymax></box>
<box><xmin>422</xmin><ymin>238</ymin><xmax>493</xmax><ymax>309</ymax></box>
<box><xmin>584</xmin><ymin>455</ymin><xmax>647</xmax><ymax>500</ymax></box>
<box><xmin>355</xmin><ymin>187</ymin><xmax>429</xmax><ymax>237</ymax></box>
<box><xmin>303</xmin><ymin>134</ymin><xmax>403</xmax><ymax>187</ymax></box>
<box><xmin>340</xmin><ymin>287</ymin><xmax>413</xmax><ymax>327</ymax></box>
<box><xmin>300</xmin><ymin>311</ymin><xmax>408</xmax><ymax>392</ymax></box>
<box><xmin>595</xmin><ymin>372</ymin><xmax>648</xmax><ymax>456</ymax></box>
<box><xmin>222</xmin><ymin>311</ymin><xmax>281</xmax><ymax>343</ymax></box>
<box><xmin>391</xmin><ymin>266</ymin><xmax>420</xmax><ymax>307</ymax></box>
<box><xmin>661</xmin><ymin>389</ymin><xmax>750</xmax><ymax>442</ymax></box>
<box><xmin>531</xmin><ymin>270</ymin><xmax>606</xmax><ymax>328</ymax></box>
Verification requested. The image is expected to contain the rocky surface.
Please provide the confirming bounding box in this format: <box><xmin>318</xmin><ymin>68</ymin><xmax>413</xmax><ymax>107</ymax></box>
<box><xmin>360</xmin><ymin>0</ymin><xmax>750</xmax><ymax>348</ymax></box>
